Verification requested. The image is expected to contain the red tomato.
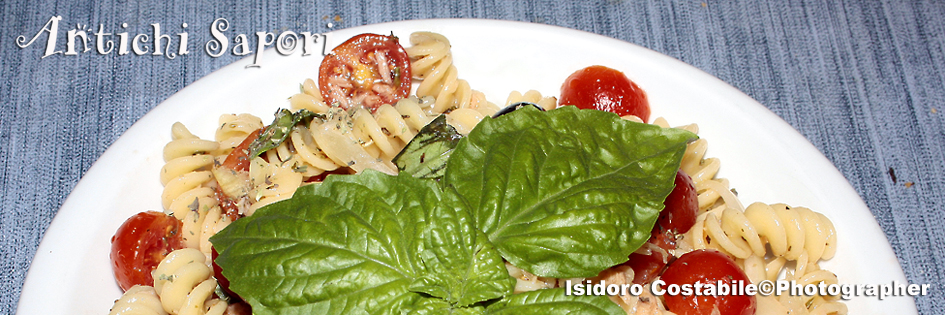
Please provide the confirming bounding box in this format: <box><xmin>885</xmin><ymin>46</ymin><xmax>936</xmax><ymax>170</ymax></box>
<box><xmin>214</xmin><ymin>184</ymin><xmax>242</xmax><ymax>222</ymax></box>
<box><xmin>559</xmin><ymin>65</ymin><xmax>650</xmax><ymax>122</ymax></box>
<box><xmin>627</xmin><ymin>171</ymin><xmax>698</xmax><ymax>284</ymax></box>
<box><xmin>648</xmin><ymin>226</ymin><xmax>678</xmax><ymax>251</ymax></box>
<box><xmin>319</xmin><ymin>33</ymin><xmax>412</xmax><ymax>111</ymax></box>
<box><xmin>110</xmin><ymin>211</ymin><xmax>184</xmax><ymax>291</ymax></box>
<box><xmin>658</xmin><ymin>170</ymin><xmax>699</xmax><ymax>235</ymax></box>
<box><xmin>625</xmin><ymin>251</ymin><xmax>668</xmax><ymax>284</ymax></box>
<box><xmin>661</xmin><ymin>250</ymin><xmax>756</xmax><ymax>315</ymax></box>
<box><xmin>221</xmin><ymin>128</ymin><xmax>263</xmax><ymax>172</ymax></box>
<box><xmin>212</xmin><ymin>246</ymin><xmax>241</xmax><ymax>301</ymax></box>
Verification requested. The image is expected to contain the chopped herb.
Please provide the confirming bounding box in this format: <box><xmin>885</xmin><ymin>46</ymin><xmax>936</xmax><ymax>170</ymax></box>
<box><xmin>188</xmin><ymin>198</ymin><xmax>199</xmax><ymax>212</ymax></box>
<box><xmin>248</xmin><ymin>109</ymin><xmax>323</xmax><ymax>158</ymax></box>
<box><xmin>215</xmin><ymin>284</ymin><xmax>238</xmax><ymax>304</ymax></box>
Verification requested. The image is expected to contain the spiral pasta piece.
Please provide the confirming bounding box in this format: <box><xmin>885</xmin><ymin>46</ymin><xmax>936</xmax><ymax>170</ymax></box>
<box><xmin>108</xmin><ymin>285</ymin><xmax>169</xmax><ymax>315</ymax></box>
<box><xmin>160</xmin><ymin>123</ymin><xmax>219</xmax><ymax>218</ymax></box>
<box><xmin>653</xmin><ymin>117</ymin><xmax>845</xmax><ymax>315</ymax></box>
<box><xmin>289</xmin><ymin>78</ymin><xmax>332</xmax><ymax>114</ymax></box>
<box><xmin>394</xmin><ymin>96</ymin><xmax>437</xmax><ymax>130</ymax></box>
<box><xmin>775</xmin><ymin>259</ymin><xmax>847</xmax><ymax>315</ymax></box>
<box><xmin>691</xmin><ymin>202</ymin><xmax>837</xmax><ymax>263</ymax></box>
<box><xmin>178</xmin><ymin>196</ymin><xmax>232</xmax><ymax>262</ymax></box>
<box><xmin>158</xmin><ymin>123</ymin><xmax>234</xmax><ymax>261</ymax></box>
<box><xmin>152</xmin><ymin>248</ymin><xmax>227</xmax><ymax>315</ymax></box>
<box><xmin>253</xmin><ymin>104</ymin><xmax>436</xmax><ymax>180</ymax></box>
<box><xmin>407</xmin><ymin>32</ymin><xmax>499</xmax><ymax>115</ymax></box>
<box><xmin>214</xmin><ymin>114</ymin><xmax>264</xmax><ymax>154</ymax></box>
<box><xmin>506</xmin><ymin>90</ymin><xmax>557</xmax><ymax>111</ymax></box>
<box><xmin>310</xmin><ymin>111</ymin><xmax>397</xmax><ymax>175</ymax></box>
<box><xmin>246</xmin><ymin>157</ymin><xmax>303</xmax><ymax>216</ymax></box>
<box><xmin>653</xmin><ymin>118</ymin><xmax>741</xmax><ymax>214</ymax></box>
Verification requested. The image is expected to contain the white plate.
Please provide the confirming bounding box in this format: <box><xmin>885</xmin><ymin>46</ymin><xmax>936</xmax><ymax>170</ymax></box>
<box><xmin>17</xmin><ymin>19</ymin><xmax>915</xmax><ymax>314</ymax></box>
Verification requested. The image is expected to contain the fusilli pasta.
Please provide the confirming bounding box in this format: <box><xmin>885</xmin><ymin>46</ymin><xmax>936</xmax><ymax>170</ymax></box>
<box><xmin>658</xmin><ymin>117</ymin><xmax>847</xmax><ymax>315</ymax></box>
<box><xmin>152</xmin><ymin>248</ymin><xmax>227</xmax><ymax>315</ymax></box>
<box><xmin>406</xmin><ymin>31</ymin><xmax>499</xmax><ymax>116</ymax></box>
<box><xmin>160</xmin><ymin>123</ymin><xmax>232</xmax><ymax>261</ymax></box>
<box><xmin>108</xmin><ymin>285</ymin><xmax>168</xmax><ymax>315</ymax></box>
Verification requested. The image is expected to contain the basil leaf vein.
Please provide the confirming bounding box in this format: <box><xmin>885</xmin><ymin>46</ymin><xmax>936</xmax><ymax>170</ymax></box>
<box><xmin>443</xmin><ymin>107</ymin><xmax>695</xmax><ymax>278</ymax></box>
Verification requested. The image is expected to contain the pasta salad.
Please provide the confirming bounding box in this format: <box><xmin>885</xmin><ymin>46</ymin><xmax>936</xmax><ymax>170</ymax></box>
<box><xmin>106</xmin><ymin>31</ymin><xmax>844</xmax><ymax>315</ymax></box>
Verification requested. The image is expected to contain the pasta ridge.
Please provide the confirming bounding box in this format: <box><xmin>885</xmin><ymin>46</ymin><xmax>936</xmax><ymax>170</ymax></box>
<box><xmin>151</xmin><ymin>248</ymin><xmax>227</xmax><ymax>315</ymax></box>
<box><xmin>108</xmin><ymin>285</ymin><xmax>168</xmax><ymax>315</ymax></box>
<box><xmin>661</xmin><ymin>118</ymin><xmax>846</xmax><ymax>315</ymax></box>
<box><xmin>160</xmin><ymin>123</ymin><xmax>232</xmax><ymax>261</ymax></box>
<box><xmin>406</xmin><ymin>31</ymin><xmax>500</xmax><ymax>116</ymax></box>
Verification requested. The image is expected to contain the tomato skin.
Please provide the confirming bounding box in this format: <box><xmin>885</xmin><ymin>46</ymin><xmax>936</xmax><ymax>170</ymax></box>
<box><xmin>625</xmin><ymin>251</ymin><xmax>668</xmax><ymax>284</ymax></box>
<box><xmin>318</xmin><ymin>33</ymin><xmax>412</xmax><ymax>111</ymax></box>
<box><xmin>658</xmin><ymin>170</ymin><xmax>699</xmax><ymax>235</ymax></box>
<box><xmin>559</xmin><ymin>65</ymin><xmax>650</xmax><ymax>122</ymax></box>
<box><xmin>627</xmin><ymin>171</ymin><xmax>698</xmax><ymax>284</ymax></box>
<box><xmin>221</xmin><ymin>128</ymin><xmax>263</xmax><ymax>172</ymax></box>
<box><xmin>110</xmin><ymin>211</ymin><xmax>184</xmax><ymax>291</ymax></box>
<box><xmin>212</xmin><ymin>246</ymin><xmax>241</xmax><ymax>301</ymax></box>
<box><xmin>661</xmin><ymin>250</ymin><xmax>756</xmax><ymax>315</ymax></box>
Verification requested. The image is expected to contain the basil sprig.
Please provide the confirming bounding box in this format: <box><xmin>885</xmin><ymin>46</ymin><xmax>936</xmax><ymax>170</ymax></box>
<box><xmin>212</xmin><ymin>106</ymin><xmax>696</xmax><ymax>314</ymax></box>
<box><xmin>247</xmin><ymin>108</ymin><xmax>322</xmax><ymax>158</ymax></box>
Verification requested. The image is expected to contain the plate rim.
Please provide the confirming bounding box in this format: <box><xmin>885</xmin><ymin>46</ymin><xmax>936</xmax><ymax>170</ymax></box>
<box><xmin>16</xmin><ymin>18</ymin><xmax>916</xmax><ymax>315</ymax></box>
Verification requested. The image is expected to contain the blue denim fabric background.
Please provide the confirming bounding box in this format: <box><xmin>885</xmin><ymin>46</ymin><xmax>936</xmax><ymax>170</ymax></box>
<box><xmin>2</xmin><ymin>1</ymin><xmax>942</xmax><ymax>314</ymax></box>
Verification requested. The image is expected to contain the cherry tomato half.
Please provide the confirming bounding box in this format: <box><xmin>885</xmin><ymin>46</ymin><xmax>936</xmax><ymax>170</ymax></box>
<box><xmin>559</xmin><ymin>65</ymin><xmax>650</xmax><ymax>122</ymax></box>
<box><xmin>626</xmin><ymin>163</ymin><xmax>699</xmax><ymax>285</ymax></box>
<box><xmin>212</xmin><ymin>246</ymin><xmax>241</xmax><ymax>302</ymax></box>
<box><xmin>625</xmin><ymin>251</ymin><xmax>668</xmax><ymax>285</ymax></box>
<box><xmin>110</xmin><ymin>211</ymin><xmax>184</xmax><ymax>291</ymax></box>
<box><xmin>658</xmin><ymin>170</ymin><xmax>698</xmax><ymax>235</ymax></box>
<box><xmin>319</xmin><ymin>33</ymin><xmax>412</xmax><ymax>111</ymax></box>
<box><xmin>661</xmin><ymin>250</ymin><xmax>756</xmax><ymax>315</ymax></box>
<box><xmin>221</xmin><ymin>128</ymin><xmax>263</xmax><ymax>172</ymax></box>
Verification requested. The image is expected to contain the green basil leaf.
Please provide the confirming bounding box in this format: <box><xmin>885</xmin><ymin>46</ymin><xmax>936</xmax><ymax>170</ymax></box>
<box><xmin>442</xmin><ymin>106</ymin><xmax>696</xmax><ymax>278</ymax></box>
<box><xmin>213</xmin><ymin>106</ymin><xmax>696</xmax><ymax>314</ymax></box>
<box><xmin>402</xmin><ymin>297</ymin><xmax>487</xmax><ymax>315</ymax></box>
<box><xmin>211</xmin><ymin>171</ymin><xmax>512</xmax><ymax>314</ymax></box>
<box><xmin>392</xmin><ymin>115</ymin><xmax>464</xmax><ymax>179</ymax></box>
<box><xmin>248</xmin><ymin>108</ymin><xmax>321</xmax><ymax>158</ymax></box>
<box><xmin>484</xmin><ymin>288</ymin><xmax>623</xmax><ymax>315</ymax></box>
<box><xmin>211</xmin><ymin>173</ymin><xmax>428</xmax><ymax>314</ymax></box>
<box><xmin>409</xmin><ymin>195</ymin><xmax>513</xmax><ymax>307</ymax></box>
<box><xmin>327</xmin><ymin>173</ymin><xmax>514</xmax><ymax>307</ymax></box>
